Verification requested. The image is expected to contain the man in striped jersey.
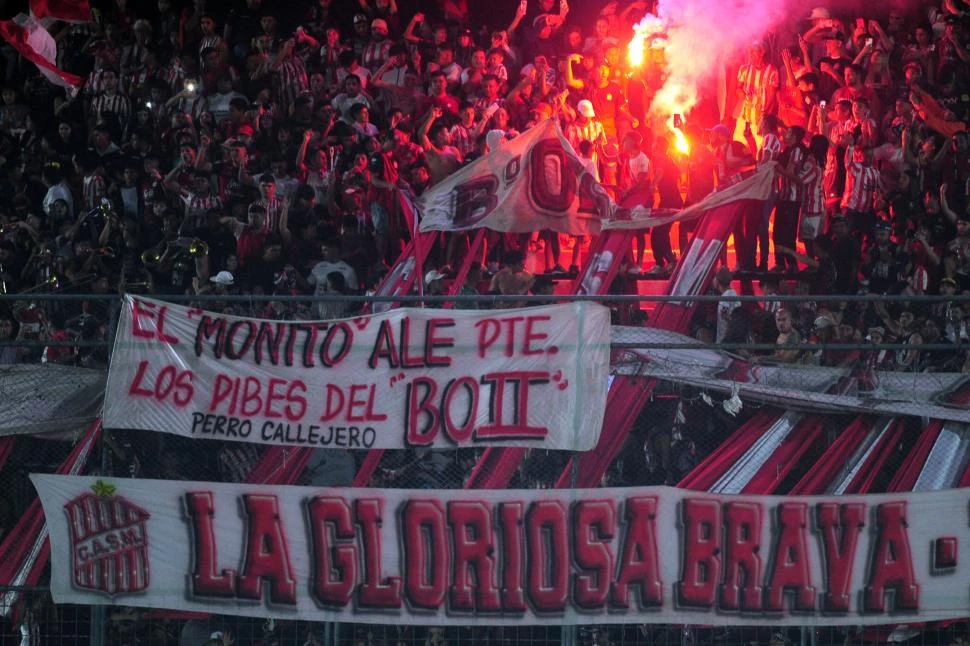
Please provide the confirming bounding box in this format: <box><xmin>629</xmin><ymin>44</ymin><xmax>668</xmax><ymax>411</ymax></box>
<box><xmin>745</xmin><ymin>115</ymin><xmax>782</xmax><ymax>271</ymax></box>
<box><xmin>197</xmin><ymin>14</ymin><xmax>228</xmax><ymax>67</ymax></box>
<box><xmin>362</xmin><ymin>19</ymin><xmax>392</xmax><ymax>73</ymax></box>
<box><xmin>176</xmin><ymin>170</ymin><xmax>223</xmax><ymax>236</ymax></box>
<box><xmin>775</xmin><ymin>125</ymin><xmax>807</xmax><ymax>271</ymax></box>
<box><xmin>841</xmin><ymin>139</ymin><xmax>881</xmax><ymax>239</ymax></box>
<box><xmin>734</xmin><ymin>42</ymin><xmax>779</xmax><ymax>145</ymax></box>
<box><xmin>86</xmin><ymin>69</ymin><xmax>130</xmax><ymax>141</ymax></box>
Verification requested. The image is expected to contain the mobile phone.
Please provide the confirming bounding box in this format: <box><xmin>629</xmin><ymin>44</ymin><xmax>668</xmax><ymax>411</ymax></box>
<box><xmin>673</xmin><ymin>113</ymin><xmax>683</xmax><ymax>129</ymax></box>
<box><xmin>865</xmin><ymin>37</ymin><xmax>873</xmax><ymax>46</ymax></box>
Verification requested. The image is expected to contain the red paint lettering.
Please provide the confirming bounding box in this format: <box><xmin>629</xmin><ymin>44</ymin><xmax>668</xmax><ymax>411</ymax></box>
<box><xmin>425</xmin><ymin>318</ymin><xmax>455</xmax><ymax>367</ymax></box>
<box><xmin>523</xmin><ymin>315</ymin><xmax>551</xmax><ymax>356</ymax></box>
<box><xmin>355</xmin><ymin>499</ymin><xmax>402</xmax><ymax>608</ymax></box>
<box><xmin>526</xmin><ymin>500</ymin><xmax>568</xmax><ymax>613</ymax></box>
<box><xmin>368</xmin><ymin>319</ymin><xmax>400</xmax><ymax>369</ymax></box>
<box><xmin>306</xmin><ymin>497</ymin><xmax>357</xmax><ymax>607</ymax></box>
<box><xmin>864</xmin><ymin>502</ymin><xmax>919</xmax><ymax>612</ymax></box>
<box><xmin>721</xmin><ymin>502</ymin><xmax>764</xmax><ymax>611</ymax></box>
<box><xmin>447</xmin><ymin>501</ymin><xmax>501</xmax><ymax>612</ymax></box>
<box><xmin>131</xmin><ymin>299</ymin><xmax>178</xmax><ymax>344</ymax></box>
<box><xmin>816</xmin><ymin>502</ymin><xmax>865</xmax><ymax>613</ymax></box>
<box><xmin>612</xmin><ymin>497</ymin><xmax>663</xmax><ymax>609</ymax></box>
<box><xmin>402</xmin><ymin>500</ymin><xmax>448</xmax><ymax>610</ymax></box>
<box><xmin>677</xmin><ymin>498</ymin><xmax>721</xmax><ymax>608</ymax></box>
<box><xmin>236</xmin><ymin>494</ymin><xmax>297</xmax><ymax>605</ymax></box>
<box><xmin>185</xmin><ymin>492</ymin><xmax>236</xmax><ymax>598</ymax></box>
<box><xmin>765</xmin><ymin>503</ymin><xmax>816</xmax><ymax>612</ymax></box>
<box><xmin>572</xmin><ymin>499</ymin><xmax>616</xmax><ymax>610</ymax></box>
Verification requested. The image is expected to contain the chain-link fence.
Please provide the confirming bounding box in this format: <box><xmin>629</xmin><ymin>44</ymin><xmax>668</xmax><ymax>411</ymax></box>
<box><xmin>2</xmin><ymin>293</ymin><xmax>970</xmax><ymax>645</ymax></box>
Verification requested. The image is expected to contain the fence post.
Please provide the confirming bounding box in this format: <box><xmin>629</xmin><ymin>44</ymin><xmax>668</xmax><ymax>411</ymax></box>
<box><xmin>89</xmin><ymin>607</ymin><xmax>105</xmax><ymax>646</ymax></box>
<box><xmin>89</xmin><ymin>300</ymin><xmax>117</xmax><ymax>646</ymax></box>
<box><xmin>561</xmin><ymin>454</ymin><xmax>581</xmax><ymax>646</ymax></box>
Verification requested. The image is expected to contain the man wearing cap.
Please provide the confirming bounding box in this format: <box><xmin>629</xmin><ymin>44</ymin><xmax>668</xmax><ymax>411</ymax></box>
<box><xmin>350</xmin><ymin>14</ymin><xmax>372</xmax><ymax>58</ymax></box>
<box><xmin>424</xmin><ymin>268</ymin><xmax>448</xmax><ymax>300</ymax></box>
<box><xmin>566</xmin><ymin>99</ymin><xmax>607</xmax><ymax>163</ymax></box>
<box><xmin>362</xmin><ymin>18</ymin><xmax>392</xmax><ymax>73</ymax></box>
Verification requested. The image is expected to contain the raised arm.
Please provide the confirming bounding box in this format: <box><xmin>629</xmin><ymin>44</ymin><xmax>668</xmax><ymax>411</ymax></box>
<box><xmin>563</xmin><ymin>53</ymin><xmax>584</xmax><ymax>91</ymax></box>
<box><xmin>941</xmin><ymin>183</ymin><xmax>959</xmax><ymax>224</ymax></box>
<box><xmin>403</xmin><ymin>13</ymin><xmax>424</xmax><ymax>44</ymax></box>
<box><xmin>505</xmin><ymin>0</ymin><xmax>527</xmax><ymax>37</ymax></box>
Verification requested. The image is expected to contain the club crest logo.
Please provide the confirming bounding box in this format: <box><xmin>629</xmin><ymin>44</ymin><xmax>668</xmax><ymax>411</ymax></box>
<box><xmin>63</xmin><ymin>481</ymin><xmax>150</xmax><ymax>597</ymax></box>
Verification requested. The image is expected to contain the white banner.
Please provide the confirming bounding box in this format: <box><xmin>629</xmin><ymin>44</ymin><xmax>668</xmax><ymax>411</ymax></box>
<box><xmin>102</xmin><ymin>297</ymin><xmax>609</xmax><ymax>451</ymax></box>
<box><xmin>417</xmin><ymin>120</ymin><xmax>611</xmax><ymax>235</ymax></box>
<box><xmin>33</xmin><ymin>474</ymin><xmax>970</xmax><ymax>626</ymax></box>
<box><xmin>611</xmin><ymin>327</ymin><xmax>970</xmax><ymax>422</ymax></box>
<box><xmin>0</xmin><ymin>365</ymin><xmax>104</xmax><ymax>438</ymax></box>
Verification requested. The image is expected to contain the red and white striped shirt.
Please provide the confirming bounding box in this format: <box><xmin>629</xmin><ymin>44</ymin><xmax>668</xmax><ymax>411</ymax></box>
<box><xmin>841</xmin><ymin>146</ymin><xmax>880</xmax><ymax>212</ymax></box>
<box><xmin>90</xmin><ymin>92</ymin><xmax>131</xmax><ymax>130</ymax></box>
<box><xmin>737</xmin><ymin>63</ymin><xmax>779</xmax><ymax>122</ymax></box>
<box><xmin>199</xmin><ymin>34</ymin><xmax>225</xmax><ymax>59</ymax></box>
<box><xmin>83</xmin><ymin>174</ymin><xmax>107</xmax><ymax>211</ymax></box>
<box><xmin>778</xmin><ymin>145</ymin><xmax>804</xmax><ymax>202</ymax></box>
<box><xmin>361</xmin><ymin>40</ymin><xmax>391</xmax><ymax>72</ymax></box>
<box><xmin>119</xmin><ymin>44</ymin><xmax>148</xmax><ymax>75</ymax></box>
<box><xmin>83</xmin><ymin>69</ymin><xmax>107</xmax><ymax>98</ymax></box>
<box><xmin>566</xmin><ymin>120</ymin><xmax>607</xmax><ymax>151</ymax></box>
<box><xmin>254</xmin><ymin>197</ymin><xmax>285</xmax><ymax>234</ymax></box>
<box><xmin>798</xmin><ymin>156</ymin><xmax>824</xmax><ymax>214</ymax></box>
<box><xmin>181</xmin><ymin>191</ymin><xmax>223</xmax><ymax>232</ymax></box>
<box><xmin>449</xmin><ymin>123</ymin><xmax>477</xmax><ymax>158</ymax></box>
<box><xmin>758</xmin><ymin>133</ymin><xmax>782</xmax><ymax>166</ymax></box>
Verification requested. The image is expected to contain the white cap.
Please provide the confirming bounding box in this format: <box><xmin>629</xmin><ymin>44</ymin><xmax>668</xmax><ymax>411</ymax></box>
<box><xmin>424</xmin><ymin>269</ymin><xmax>447</xmax><ymax>285</ymax></box>
<box><xmin>577</xmin><ymin>99</ymin><xmax>595</xmax><ymax>118</ymax></box>
<box><xmin>210</xmin><ymin>270</ymin><xmax>234</xmax><ymax>285</ymax></box>
<box><xmin>809</xmin><ymin>7</ymin><xmax>830</xmax><ymax>20</ymax></box>
<box><xmin>485</xmin><ymin>129</ymin><xmax>507</xmax><ymax>152</ymax></box>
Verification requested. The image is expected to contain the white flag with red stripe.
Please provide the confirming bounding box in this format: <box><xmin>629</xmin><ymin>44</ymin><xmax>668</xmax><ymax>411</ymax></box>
<box><xmin>0</xmin><ymin>14</ymin><xmax>84</xmax><ymax>88</ymax></box>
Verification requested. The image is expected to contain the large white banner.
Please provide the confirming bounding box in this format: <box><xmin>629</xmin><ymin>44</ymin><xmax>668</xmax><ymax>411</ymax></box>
<box><xmin>103</xmin><ymin>297</ymin><xmax>610</xmax><ymax>451</ymax></box>
<box><xmin>417</xmin><ymin>120</ymin><xmax>611</xmax><ymax>235</ymax></box>
<box><xmin>33</xmin><ymin>474</ymin><xmax>970</xmax><ymax>626</ymax></box>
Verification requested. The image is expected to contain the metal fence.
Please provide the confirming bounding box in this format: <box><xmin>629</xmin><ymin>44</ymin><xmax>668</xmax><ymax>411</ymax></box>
<box><xmin>1</xmin><ymin>293</ymin><xmax>970</xmax><ymax>645</ymax></box>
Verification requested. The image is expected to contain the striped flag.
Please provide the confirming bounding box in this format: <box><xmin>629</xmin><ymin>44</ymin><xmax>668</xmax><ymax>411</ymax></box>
<box><xmin>0</xmin><ymin>14</ymin><xmax>84</xmax><ymax>88</ymax></box>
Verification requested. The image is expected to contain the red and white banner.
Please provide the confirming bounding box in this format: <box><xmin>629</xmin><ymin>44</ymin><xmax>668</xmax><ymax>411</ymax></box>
<box><xmin>417</xmin><ymin>120</ymin><xmax>611</xmax><ymax>235</ymax></box>
<box><xmin>32</xmin><ymin>474</ymin><xmax>970</xmax><ymax>626</ymax></box>
<box><xmin>0</xmin><ymin>14</ymin><xmax>84</xmax><ymax>88</ymax></box>
<box><xmin>602</xmin><ymin>164</ymin><xmax>776</xmax><ymax>230</ymax></box>
<box><xmin>103</xmin><ymin>297</ymin><xmax>609</xmax><ymax>451</ymax></box>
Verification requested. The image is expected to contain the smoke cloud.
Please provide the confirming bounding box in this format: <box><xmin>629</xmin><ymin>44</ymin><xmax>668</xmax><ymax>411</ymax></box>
<box><xmin>637</xmin><ymin>0</ymin><xmax>932</xmax><ymax>125</ymax></box>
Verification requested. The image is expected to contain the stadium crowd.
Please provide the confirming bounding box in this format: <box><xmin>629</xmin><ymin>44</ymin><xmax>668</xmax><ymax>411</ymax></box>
<box><xmin>0</xmin><ymin>0</ymin><xmax>964</xmax><ymax>375</ymax></box>
<box><xmin>0</xmin><ymin>0</ymin><xmax>969</xmax><ymax>642</ymax></box>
